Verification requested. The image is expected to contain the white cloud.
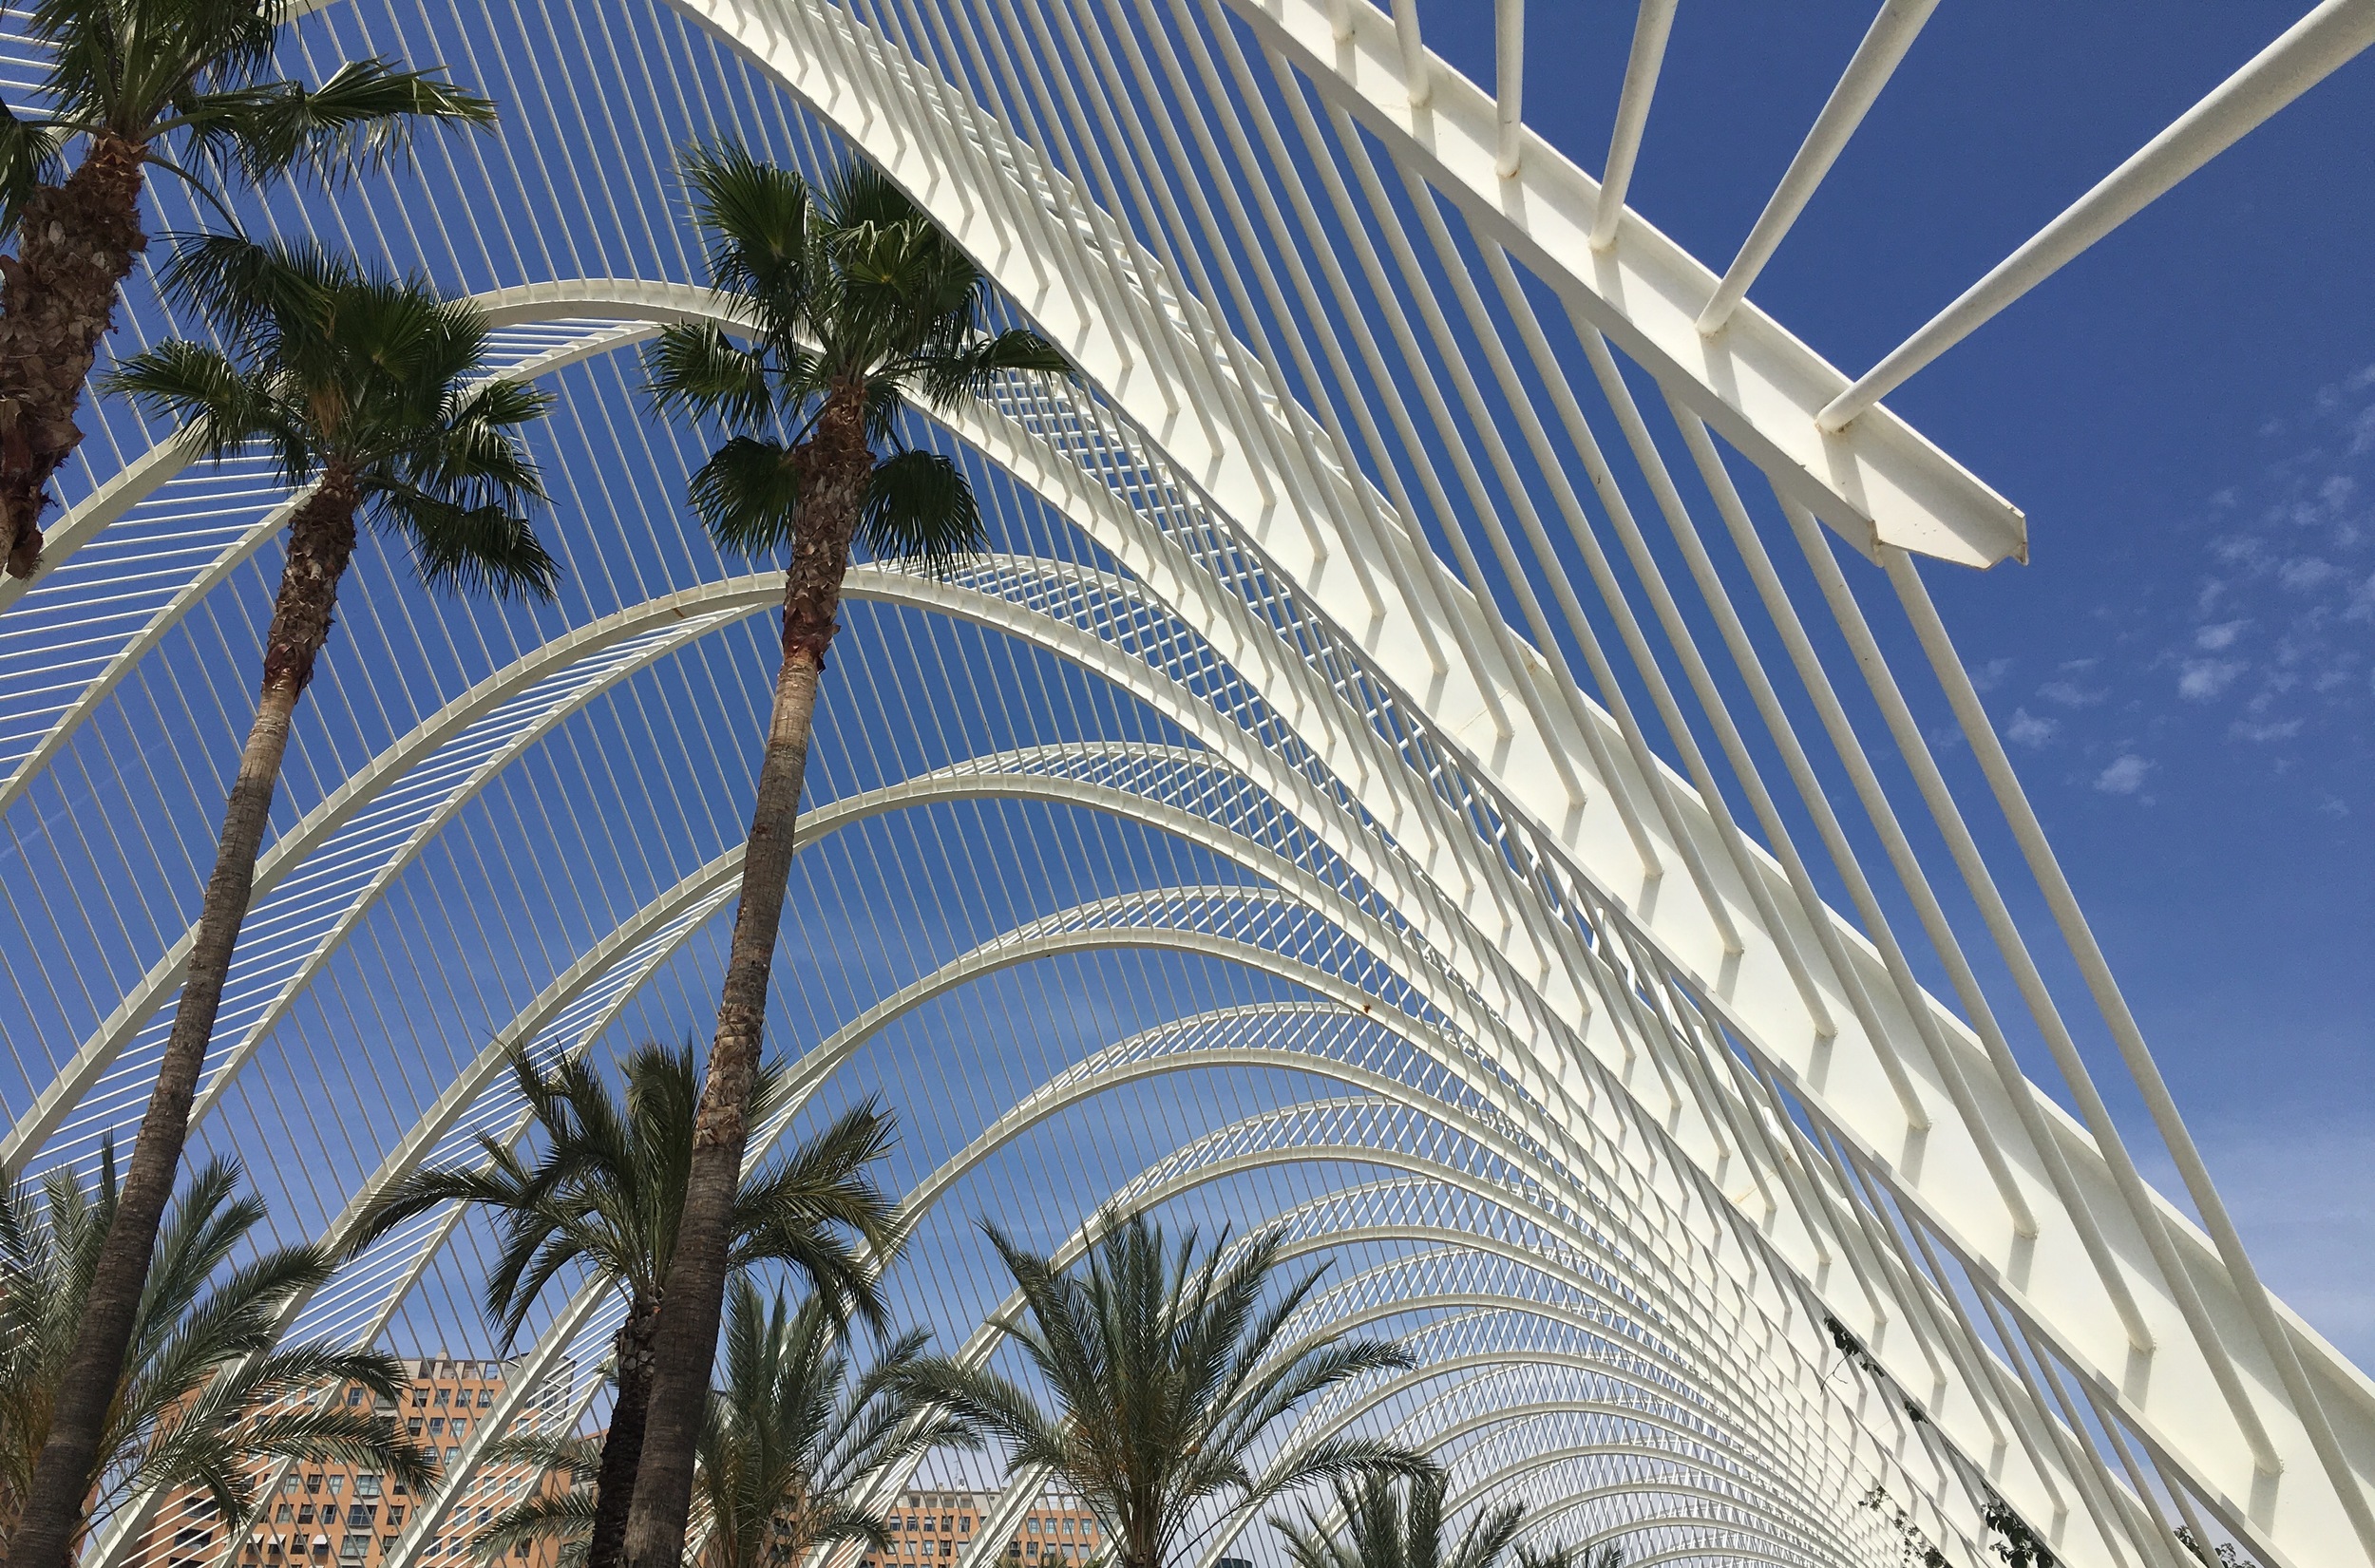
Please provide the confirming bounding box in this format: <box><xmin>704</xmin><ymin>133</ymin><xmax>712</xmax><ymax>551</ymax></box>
<box><xmin>2095</xmin><ymin>754</ymin><xmax>2153</xmax><ymax>795</ymax></box>
<box><xmin>2177</xmin><ymin>659</ymin><xmax>2245</xmax><ymax>700</ymax></box>
<box><xmin>1969</xmin><ymin>657</ymin><xmax>2013</xmax><ymax>693</ymax></box>
<box><xmin>2231</xmin><ymin>718</ymin><xmax>2304</xmax><ymax>744</ymax></box>
<box><xmin>2279</xmin><ymin>557</ymin><xmax>2339</xmax><ymax>592</ymax></box>
<box><xmin>2194</xmin><ymin>619</ymin><xmax>2249</xmax><ymax>651</ymax></box>
<box><xmin>2037</xmin><ymin>678</ymin><xmax>2105</xmax><ymax>708</ymax></box>
<box><xmin>2004</xmin><ymin>708</ymin><xmax>2057</xmax><ymax>747</ymax></box>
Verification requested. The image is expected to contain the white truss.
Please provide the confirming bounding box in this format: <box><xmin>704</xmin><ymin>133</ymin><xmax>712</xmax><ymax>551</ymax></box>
<box><xmin>5</xmin><ymin>6</ymin><xmax>2371</xmax><ymax>1568</ymax></box>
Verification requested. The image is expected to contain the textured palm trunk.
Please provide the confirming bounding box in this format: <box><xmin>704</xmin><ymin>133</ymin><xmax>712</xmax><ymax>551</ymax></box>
<box><xmin>621</xmin><ymin>387</ymin><xmax>875</xmax><ymax>1568</ymax></box>
<box><xmin>0</xmin><ymin>133</ymin><xmax>148</xmax><ymax>579</ymax></box>
<box><xmin>586</xmin><ymin>1296</ymin><xmax>662</xmax><ymax>1568</ymax></box>
<box><xmin>10</xmin><ymin>473</ymin><xmax>360</xmax><ymax>1568</ymax></box>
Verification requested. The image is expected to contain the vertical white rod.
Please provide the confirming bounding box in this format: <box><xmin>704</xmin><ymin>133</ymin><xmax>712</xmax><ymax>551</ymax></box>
<box><xmin>1493</xmin><ymin>0</ymin><xmax>1524</xmax><ymax>176</ymax></box>
<box><xmin>1392</xmin><ymin>0</ymin><xmax>1430</xmax><ymax>104</ymax></box>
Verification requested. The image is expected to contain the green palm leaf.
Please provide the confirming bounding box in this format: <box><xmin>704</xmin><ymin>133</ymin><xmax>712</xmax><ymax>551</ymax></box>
<box><xmin>0</xmin><ymin>1154</ymin><xmax>436</xmax><ymax>1537</ymax></box>
<box><xmin>916</xmin><ymin>1211</ymin><xmax>1428</xmax><ymax>1568</ymax></box>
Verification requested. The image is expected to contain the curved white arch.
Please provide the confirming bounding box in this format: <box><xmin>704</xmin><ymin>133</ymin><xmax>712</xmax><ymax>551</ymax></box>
<box><xmin>10</xmin><ymin>0</ymin><xmax>2368</xmax><ymax>1561</ymax></box>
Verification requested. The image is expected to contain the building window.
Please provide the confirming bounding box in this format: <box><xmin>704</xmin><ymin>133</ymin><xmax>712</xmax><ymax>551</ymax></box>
<box><xmin>435</xmin><ymin>1389</ymin><xmax>451</xmax><ymax>1407</ymax></box>
<box><xmin>446</xmin><ymin>1448</ymin><xmax>461</xmax><ymax>1467</ymax></box>
<box><xmin>298</xmin><ymin>1509</ymin><xmax>315</xmax><ymax>1525</ymax></box>
<box><xmin>306</xmin><ymin>1478</ymin><xmax>323</xmax><ymax>1496</ymax></box>
<box><xmin>428</xmin><ymin>1420</ymin><xmax>445</xmax><ymax>1437</ymax></box>
<box><xmin>347</xmin><ymin>1389</ymin><xmax>364</xmax><ymax>1408</ymax></box>
<box><xmin>386</xmin><ymin>1510</ymin><xmax>404</xmax><ymax>1529</ymax></box>
<box><xmin>328</xmin><ymin>1480</ymin><xmax>345</xmax><ymax>1499</ymax></box>
<box><xmin>277</xmin><ymin>1507</ymin><xmax>294</xmax><ymax>1524</ymax></box>
<box><xmin>357</xmin><ymin>1476</ymin><xmax>381</xmax><ymax>1501</ymax></box>
<box><xmin>340</xmin><ymin>1538</ymin><xmax>367</xmax><ymax>1560</ymax></box>
<box><xmin>412</xmin><ymin>1389</ymin><xmax>428</xmax><ymax>1408</ymax></box>
<box><xmin>477</xmin><ymin>1390</ymin><xmax>492</xmax><ymax>1408</ymax></box>
<box><xmin>408</xmin><ymin>1421</ymin><xmax>423</xmax><ymax>1437</ymax></box>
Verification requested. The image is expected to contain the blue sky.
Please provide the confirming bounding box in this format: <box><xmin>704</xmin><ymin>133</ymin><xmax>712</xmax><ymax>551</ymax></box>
<box><xmin>1412</xmin><ymin>1</ymin><xmax>2375</xmax><ymax>1357</ymax></box>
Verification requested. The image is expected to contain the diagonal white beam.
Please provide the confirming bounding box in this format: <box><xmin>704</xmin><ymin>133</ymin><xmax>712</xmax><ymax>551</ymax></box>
<box><xmin>1820</xmin><ymin>0</ymin><xmax>2375</xmax><ymax>429</ymax></box>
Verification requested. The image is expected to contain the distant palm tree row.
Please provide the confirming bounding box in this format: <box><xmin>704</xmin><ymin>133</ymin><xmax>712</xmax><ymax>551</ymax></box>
<box><xmin>0</xmin><ymin>8</ymin><xmax>1615</xmax><ymax>1568</ymax></box>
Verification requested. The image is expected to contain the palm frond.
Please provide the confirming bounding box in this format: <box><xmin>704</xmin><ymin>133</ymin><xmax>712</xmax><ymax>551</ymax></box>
<box><xmin>0</xmin><ymin>104</ymin><xmax>66</xmax><ymax>237</ymax></box>
<box><xmin>644</xmin><ymin>320</ymin><xmax>774</xmax><ymax>430</ymax></box>
<box><xmin>102</xmin><ymin>339</ymin><xmax>302</xmax><ymax>469</ymax></box>
<box><xmin>467</xmin><ymin>1483</ymin><xmax>598</xmax><ymax>1564</ymax></box>
<box><xmin>687</xmin><ymin>434</ymin><xmax>803</xmax><ymax>554</ymax></box>
<box><xmin>680</xmin><ymin>140</ymin><xmax>819</xmax><ymax>319</ymax></box>
<box><xmin>907</xmin><ymin>327</ymin><xmax>1070</xmax><ymax>410</ymax></box>
<box><xmin>855</xmin><ymin>448</ymin><xmax>982</xmax><ymax>576</ymax></box>
<box><xmin>157</xmin><ymin>232</ymin><xmax>351</xmax><ymax>354</ymax></box>
<box><xmin>372</xmin><ymin>486</ymin><xmax>559</xmax><ymax>601</ymax></box>
<box><xmin>174</xmin><ymin>59</ymin><xmax>496</xmax><ymax>186</ymax></box>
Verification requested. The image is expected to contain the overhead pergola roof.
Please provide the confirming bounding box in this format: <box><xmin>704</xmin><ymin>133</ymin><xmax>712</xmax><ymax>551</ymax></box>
<box><xmin>5</xmin><ymin>6</ymin><xmax>2372</xmax><ymax>1568</ymax></box>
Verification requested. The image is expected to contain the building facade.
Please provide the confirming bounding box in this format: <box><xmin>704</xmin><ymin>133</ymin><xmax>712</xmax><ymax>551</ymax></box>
<box><xmin>864</xmin><ymin>1491</ymin><xmax>1103</xmax><ymax>1568</ymax></box>
<box><xmin>125</xmin><ymin>1356</ymin><xmax>573</xmax><ymax>1568</ymax></box>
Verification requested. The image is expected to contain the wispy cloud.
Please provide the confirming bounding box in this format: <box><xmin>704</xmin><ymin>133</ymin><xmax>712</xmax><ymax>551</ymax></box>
<box><xmin>2096</xmin><ymin>754</ymin><xmax>2152</xmax><ymax>795</ymax></box>
<box><xmin>2005</xmin><ymin>708</ymin><xmax>2057</xmax><ymax>747</ymax></box>
<box><xmin>1987</xmin><ymin>362</ymin><xmax>2375</xmax><ymax>809</ymax></box>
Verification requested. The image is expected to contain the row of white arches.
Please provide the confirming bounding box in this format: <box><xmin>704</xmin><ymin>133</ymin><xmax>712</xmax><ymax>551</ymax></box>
<box><xmin>6</xmin><ymin>4</ymin><xmax>2371</xmax><ymax>1568</ymax></box>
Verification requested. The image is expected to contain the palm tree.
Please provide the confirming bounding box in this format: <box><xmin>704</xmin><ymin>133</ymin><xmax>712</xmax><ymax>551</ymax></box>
<box><xmin>903</xmin><ymin>1212</ymin><xmax>1433</xmax><ymax>1568</ymax></box>
<box><xmin>625</xmin><ymin>144</ymin><xmax>1066</xmax><ymax>1568</ymax></box>
<box><xmin>10</xmin><ymin>236</ymin><xmax>557</xmax><ymax>1568</ymax></box>
<box><xmin>465</xmin><ymin>1279</ymin><xmax>971</xmax><ymax>1568</ymax></box>
<box><xmin>0</xmin><ymin>0</ymin><xmax>498</xmax><ymax>579</ymax></box>
<box><xmin>1270</xmin><ymin>1471</ymin><xmax>1602</xmax><ymax>1568</ymax></box>
<box><xmin>0</xmin><ymin>1148</ymin><xmax>431</xmax><ymax>1559</ymax></box>
<box><xmin>351</xmin><ymin>1044</ymin><xmax>900</xmax><ymax>1568</ymax></box>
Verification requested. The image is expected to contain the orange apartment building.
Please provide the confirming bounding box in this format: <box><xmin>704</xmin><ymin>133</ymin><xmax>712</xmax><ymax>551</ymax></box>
<box><xmin>862</xmin><ymin>1490</ymin><xmax>1104</xmax><ymax>1568</ymax></box>
<box><xmin>126</xmin><ymin>1355</ymin><xmax>575</xmax><ymax>1568</ymax></box>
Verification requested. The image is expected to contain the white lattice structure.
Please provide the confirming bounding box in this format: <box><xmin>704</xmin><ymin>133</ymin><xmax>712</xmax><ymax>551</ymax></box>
<box><xmin>5</xmin><ymin>7</ymin><xmax>2372</xmax><ymax>1568</ymax></box>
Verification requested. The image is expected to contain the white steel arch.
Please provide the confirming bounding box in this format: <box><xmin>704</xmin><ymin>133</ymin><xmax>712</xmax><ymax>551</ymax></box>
<box><xmin>5</xmin><ymin>5</ymin><xmax>2371</xmax><ymax>1568</ymax></box>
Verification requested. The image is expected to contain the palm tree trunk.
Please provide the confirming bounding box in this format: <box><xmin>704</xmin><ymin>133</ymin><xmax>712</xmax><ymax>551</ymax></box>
<box><xmin>586</xmin><ymin>1297</ymin><xmax>661</xmax><ymax>1568</ymax></box>
<box><xmin>622</xmin><ymin>388</ymin><xmax>874</xmax><ymax>1568</ymax></box>
<box><xmin>10</xmin><ymin>475</ymin><xmax>360</xmax><ymax>1568</ymax></box>
<box><xmin>0</xmin><ymin>134</ymin><xmax>148</xmax><ymax>580</ymax></box>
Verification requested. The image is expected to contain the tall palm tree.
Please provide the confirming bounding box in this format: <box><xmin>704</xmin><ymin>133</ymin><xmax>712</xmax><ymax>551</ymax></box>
<box><xmin>0</xmin><ymin>0</ymin><xmax>498</xmax><ymax>579</ymax></box>
<box><xmin>466</xmin><ymin>1280</ymin><xmax>971</xmax><ymax>1568</ymax></box>
<box><xmin>351</xmin><ymin>1044</ymin><xmax>899</xmax><ymax>1568</ymax></box>
<box><xmin>11</xmin><ymin>236</ymin><xmax>557</xmax><ymax>1568</ymax></box>
<box><xmin>0</xmin><ymin>1149</ymin><xmax>431</xmax><ymax>1559</ymax></box>
<box><xmin>904</xmin><ymin>1212</ymin><xmax>1432</xmax><ymax>1568</ymax></box>
<box><xmin>1270</xmin><ymin>1471</ymin><xmax>1602</xmax><ymax>1568</ymax></box>
<box><xmin>626</xmin><ymin>144</ymin><xmax>1066</xmax><ymax>1568</ymax></box>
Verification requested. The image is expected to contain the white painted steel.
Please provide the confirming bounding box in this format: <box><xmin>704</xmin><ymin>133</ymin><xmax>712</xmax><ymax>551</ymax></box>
<box><xmin>1696</xmin><ymin>0</ymin><xmax>1939</xmax><ymax>335</ymax></box>
<box><xmin>6</xmin><ymin>5</ymin><xmax>2370</xmax><ymax>1568</ymax></box>
<box><xmin>1819</xmin><ymin>0</ymin><xmax>2375</xmax><ymax>430</ymax></box>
